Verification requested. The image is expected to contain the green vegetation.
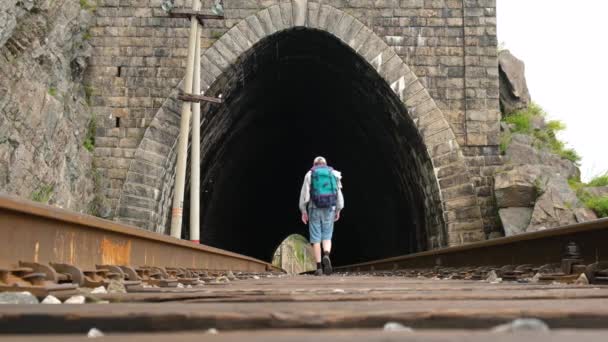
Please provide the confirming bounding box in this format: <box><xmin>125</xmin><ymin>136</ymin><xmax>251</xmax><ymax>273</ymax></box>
<box><xmin>79</xmin><ymin>0</ymin><xmax>96</xmax><ymax>11</ymax></box>
<box><xmin>48</xmin><ymin>87</ymin><xmax>57</xmax><ymax>97</ymax></box>
<box><xmin>272</xmin><ymin>234</ymin><xmax>315</xmax><ymax>273</ymax></box>
<box><xmin>499</xmin><ymin>131</ymin><xmax>511</xmax><ymax>154</ymax></box>
<box><xmin>82</xmin><ymin>30</ymin><xmax>92</xmax><ymax>41</ymax></box>
<box><xmin>587</xmin><ymin>172</ymin><xmax>608</xmax><ymax>187</ymax></box>
<box><xmin>585</xmin><ymin>197</ymin><xmax>608</xmax><ymax>218</ymax></box>
<box><xmin>210</xmin><ymin>31</ymin><xmax>224</xmax><ymax>39</ymax></box>
<box><xmin>83</xmin><ymin>116</ymin><xmax>96</xmax><ymax>152</ymax></box>
<box><xmin>87</xmin><ymin>165</ymin><xmax>106</xmax><ymax>217</ymax></box>
<box><xmin>31</xmin><ymin>183</ymin><xmax>54</xmax><ymax>203</ymax></box>
<box><xmin>569</xmin><ymin>174</ymin><xmax>608</xmax><ymax>218</ymax></box>
<box><xmin>84</xmin><ymin>86</ymin><xmax>94</xmax><ymax>106</ymax></box>
<box><xmin>501</xmin><ymin>103</ymin><xmax>581</xmax><ymax>164</ymax></box>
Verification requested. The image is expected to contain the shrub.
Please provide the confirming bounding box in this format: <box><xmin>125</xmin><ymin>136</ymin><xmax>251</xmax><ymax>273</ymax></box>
<box><xmin>585</xmin><ymin>197</ymin><xmax>608</xmax><ymax>218</ymax></box>
<box><xmin>48</xmin><ymin>87</ymin><xmax>57</xmax><ymax>97</ymax></box>
<box><xmin>558</xmin><ymin>148</ymin><xmax>582</xmax><ymax>164</ymax></box>
<box><xmin>588</xmin><ymin>172</ymin><xmax>608</xmax><ymax>187</ymax></box>
<box><xmin>501</xmin><ymin>103</ymin><xmax>581</xmax><ymax>164</ymax></box>
<box><xmin>569</xmin><ymin>176</ymin><xmax>608</xmax><ymax>218</ymax></box>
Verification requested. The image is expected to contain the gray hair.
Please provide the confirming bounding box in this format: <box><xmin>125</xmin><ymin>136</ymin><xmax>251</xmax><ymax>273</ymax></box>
<box><xmin>313</xmin><ymin>156</ymin><xmax>327</xmax><ymax>165</ymax></box>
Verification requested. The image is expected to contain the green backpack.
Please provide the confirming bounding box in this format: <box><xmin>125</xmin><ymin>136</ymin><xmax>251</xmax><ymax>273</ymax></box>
<box><xmin>310</xmin><ymin>166</ymin><xmax>338</xmax><ymax>208</ymax></box>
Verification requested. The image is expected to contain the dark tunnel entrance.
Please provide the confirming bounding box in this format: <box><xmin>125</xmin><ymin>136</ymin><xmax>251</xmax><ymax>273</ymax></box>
<box><xmin>183</xmin><ymin>28</ymin><xmax>444</xmax><ymax>265</ymax></box>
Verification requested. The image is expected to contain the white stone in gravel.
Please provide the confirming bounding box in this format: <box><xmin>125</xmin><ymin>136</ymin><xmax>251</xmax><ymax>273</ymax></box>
<box><xmin>383</xmin><ymin>322</ymin><xmax>413</xmax><ymax>332</ymax></box>
<box><xmin>107</xmin><ymin>279</ymin><xmax>127</xmax><ymax>294</ymax></box>
<box><xmin>177</xmin><ymin>283</ymin><xmax>185</xmax><ymax>288</ymax></box>
<box><xmin>530</xmin><ymin>273</ymin><xmax>541</xmax><ymax>283</ymax></box>
<box><xmin>41</xmin><ymin>295</ymin><xmax>62</xmax><ymax>304</ymax></box>
<box><xmin>0</xmin><ymin>292</ymin><xmax>38</xmax><ymax>304</ymax></box>
<box><xmin>253</xmin><ymin>275</ymin><xmax>260</xmax><ymax>279</ymax></box>
<box><xmin>575</xmin><ymin>273</ymin><xmax>589</xmax><ymax>285</ymax></box>
<box><xmin>332</xmin><ymin>289</ymin><xmax>345</xmax><ymax>293</ymax></box>
<box><xmin>87</xmin><ymin>328</ymin><xmax>104</xmax><ymax>338</ymax></box>
<box><xmin>91</xmin><ymin>286</ymin><xmax>107</xmax><ymax>294</ymax></box>
<box><xmin>491</xmin><ymin>318</ymin><xmax>550</xmax><ymax>332</ymax></box>
<box><xmin>206</xmin><ymin>328</ymin><xmax>219</xmax><ymax>334</ymax></box>
<box><xmin>485</xmin><ymin>270</ymin><xmax>502</xmax><ymax>283</ymax></box>
<box><xmin>64</xmin><ymin>295</ymin><xmax>86</xmax><ymax>304</ymax></box>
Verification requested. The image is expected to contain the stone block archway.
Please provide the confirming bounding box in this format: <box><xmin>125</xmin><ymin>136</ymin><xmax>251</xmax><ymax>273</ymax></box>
<box><xmin>116</xmin><ymin>2</ymin><xmax>485</xmax><ymax>262</ymax></box>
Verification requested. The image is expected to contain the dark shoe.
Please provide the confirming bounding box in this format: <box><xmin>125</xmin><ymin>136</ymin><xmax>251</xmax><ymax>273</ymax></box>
<box><xmin>314</xmin><ymin>268</ymin><xmax>323</xmax><ymax>276</ymax></box>
<box><xmin>322</xmin><ymin>255</ymin><xmax>332</xmax><ymax>275</ymax></box>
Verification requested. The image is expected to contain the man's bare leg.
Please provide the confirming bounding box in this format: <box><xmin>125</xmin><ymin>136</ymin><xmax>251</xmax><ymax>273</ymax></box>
<box><xmin>321</xmin><ymin>239</ymin><xmax>333</xmax><ymax>275</ymax></box>
<box><xmin>312</xmin><ymin>242</ymin><xmax>322</xmax><ymax>263</ymax></box>
<box><xmin>321</xmin><ymin>240</ymin><xmax>332</xmax><ymax>254</ymax></box>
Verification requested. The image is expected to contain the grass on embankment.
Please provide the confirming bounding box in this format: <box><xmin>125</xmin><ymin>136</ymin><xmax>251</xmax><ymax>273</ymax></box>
<box><xmin>569</xmin><ymin>172</ymin><xmax>608</xmax><ymax>218</ymax></box>
<box><xmin>500</xmin><ymin>103</ymin><xmax>581</xmax><ymax>164</ymax></box>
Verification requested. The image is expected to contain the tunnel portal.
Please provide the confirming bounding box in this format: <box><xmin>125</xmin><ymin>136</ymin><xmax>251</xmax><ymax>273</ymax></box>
<box><xmin>181</xmin><ymin>28</ymin><xmax>446</xmax><ymax>265</ymax></box>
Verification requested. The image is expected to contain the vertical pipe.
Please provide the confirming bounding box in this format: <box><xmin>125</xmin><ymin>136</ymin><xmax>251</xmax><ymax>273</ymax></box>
<box><xmin>170</xmin><ymin>0</ymin><xmax>201</xmax><ymax>239</ymax></box>
<box><xmin>189</xmin><ymin>24</ymin><xmax>202</xmax><ymax>243</ymax></box>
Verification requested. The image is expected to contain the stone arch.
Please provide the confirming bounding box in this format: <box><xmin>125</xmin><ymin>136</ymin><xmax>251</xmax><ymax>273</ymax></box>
<box><xmin>117</xmin><ymin>2</ymin><xmax>484</xmax><ymax>257</ymax></box>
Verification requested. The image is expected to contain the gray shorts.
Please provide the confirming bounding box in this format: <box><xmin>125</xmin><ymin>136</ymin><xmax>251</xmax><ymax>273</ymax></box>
<box><xmin>309</xmin><ymin>207</ymin><xmax>334</xmax><ymax>243</ymax></box>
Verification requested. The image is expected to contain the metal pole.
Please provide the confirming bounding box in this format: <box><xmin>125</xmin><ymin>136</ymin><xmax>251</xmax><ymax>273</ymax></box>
<box><xmin>189</xmin><ymin>23</ymin><xmax>201</xmax><ymax>243</ymax></box>
<box><xmin>170</xmin><ymin>0</ymin><xmax>201</xmax><ymax>239</ymax></box>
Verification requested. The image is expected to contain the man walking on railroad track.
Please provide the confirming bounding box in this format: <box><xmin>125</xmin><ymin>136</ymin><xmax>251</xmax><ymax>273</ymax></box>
<box><xmin>299</xmin><ymin>156</ymin><xmax>344</xmax><ymax>276</ymax></box>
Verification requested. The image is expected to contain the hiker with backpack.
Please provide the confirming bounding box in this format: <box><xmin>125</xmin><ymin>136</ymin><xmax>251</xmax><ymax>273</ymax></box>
<box><xmin>299</xmin><ymin>156</ymin><xmax>344</xmax><ymax>276</ymax></box>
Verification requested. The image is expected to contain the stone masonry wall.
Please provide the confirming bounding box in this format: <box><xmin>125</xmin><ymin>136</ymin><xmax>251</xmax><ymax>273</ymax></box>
<box><xmin>86</xmin><ymin>0</ymin><xmax>500</xmax><ymax>237</ymax></box>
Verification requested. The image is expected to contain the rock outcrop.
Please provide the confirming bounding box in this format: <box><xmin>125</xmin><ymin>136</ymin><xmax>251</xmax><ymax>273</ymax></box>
<box><xmin>495</xmin><ymin>50</ymin><xmax>598</xmax><ymax>237</ymax></box>
<box><xmin>495</xmin><ymin>164</ymin><xmax>596</xmax><ymax>236</ymax></box>
<box><xmin>494</xmin><ymin>165</ymin><xmax>542</xmax><ymax>208</ymax></box>
<box><xmin>504</xmin><ymin>133</ymin><xmax>579</xmax><ymax>180</ymax></box>
<box><xmin>498</xmin><ymin>207</ymin><xmax>532</xmax><ymax>236</ymax></box>
<box><xmin>499</xmin><ymin>50</ymin><xmax>531</xmax><ymax>114</ymax></box>
<box><xmin>527</xmin><ymin>176</ymin><xmax>595</xmax><ymax>232</ymax></box>
<box><xmin>0</xmin><ymin>0</ymin><xmax>97</xmax><ymax>213</ymax></box>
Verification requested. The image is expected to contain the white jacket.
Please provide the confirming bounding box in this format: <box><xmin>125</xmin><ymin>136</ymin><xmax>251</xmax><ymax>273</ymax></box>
<box><xmin>299</xmin><ymin>169</ymin><xmax>344</xmax><ymax>213</ymax></box>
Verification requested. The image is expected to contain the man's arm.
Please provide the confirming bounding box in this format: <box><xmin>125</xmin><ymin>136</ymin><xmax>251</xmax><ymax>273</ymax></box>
<box><xmin>335</xmin><ymin>178</ymin><xmax>344</xmax><ymax>221</ymax></box>
<box><xmin>336</xmin><ymin>187</ymin><xmax>344</xmax><ymax>211</ymax></box>
<box><xmin>299</xmin><ymin>172</ymin><xmax>311</xmax><ymax>223</ymax></box>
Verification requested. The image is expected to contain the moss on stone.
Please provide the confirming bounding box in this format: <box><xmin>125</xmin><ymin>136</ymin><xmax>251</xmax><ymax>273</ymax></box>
<box><xmin>83</xmin><ymin>116</ymin><xmax>96</xmax><ymax>152</ymax></box>
<box><xmin>31</xmin><ymin>184</ymin><xmax>54</xmax><ymax>203</ymax></box>
<box><xmin>79</xmin><ymin>0</ymin><xmax>96</xmax><ymax>11</ymax></box>
<box><xmin>87</xmin><ymin>163</ymin><xmax>108</xmax><ymax>217</ymax></box>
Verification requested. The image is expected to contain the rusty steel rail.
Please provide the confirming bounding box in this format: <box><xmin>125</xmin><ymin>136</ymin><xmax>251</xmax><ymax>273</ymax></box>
<box><xmin>338</xmin><ymin>218</ymin><xmax>608</xmax><ymax>272</ymax></box>
<box><xmin>0</xmin><ymin>195</ymin><xmax>280</xmax><ymax>273</ymax></box>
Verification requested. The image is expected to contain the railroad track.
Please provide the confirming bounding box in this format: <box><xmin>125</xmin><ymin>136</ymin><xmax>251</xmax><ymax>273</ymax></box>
<box><xmin>0</xmin><ymin>195</ymin><xmax>281</xmax><ymax>298</ymax></box>
<box><xmin>2</xmin><ymin>194</ymin><xmax>608</xmax><ymax>340</ymax></box>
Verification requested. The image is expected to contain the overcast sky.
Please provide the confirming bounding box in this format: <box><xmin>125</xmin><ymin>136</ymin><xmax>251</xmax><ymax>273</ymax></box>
<box><xmin>497</xmin><ymin>0</ymin><xmax>608</xmax><ymax>181</ymax></box>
